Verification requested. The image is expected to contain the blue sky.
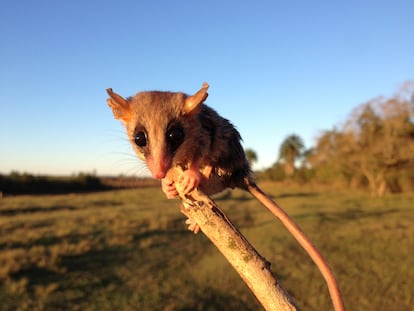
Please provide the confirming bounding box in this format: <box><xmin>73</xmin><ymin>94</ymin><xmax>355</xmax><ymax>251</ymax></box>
<box><xmin>1</xmin><ymin>0</ymin><xmax>413</xmax><ymax>176</ymax></box>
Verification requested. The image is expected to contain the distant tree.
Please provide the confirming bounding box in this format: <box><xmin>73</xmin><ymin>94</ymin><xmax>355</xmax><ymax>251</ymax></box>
<box><xmin>245</xmin><ymin>148</ymin><xmax>258</xmax><ymax>165</ymax></box>
<box><xmin>278</xmin><ymin>134</ymin><xmax>305</xmax><ymax>176</ymax></box>
<box><xmin>301</xmin><ymin>147</ymin><xmax>315</xmax><ymax>168</ymax></box>
<box><xmin>257</xmin><ymin>162</ymin><xmax>286</xmax><ymax>181</ymax></box>
<box><xmin>312</xmin><ymin>125</ymin><xmax>372</xmax><ymax>188</ymax></box>
<box><xmin>311</xmin><ymin>81</ymin><xmax>414</xmax><ymax>195</ymax></box>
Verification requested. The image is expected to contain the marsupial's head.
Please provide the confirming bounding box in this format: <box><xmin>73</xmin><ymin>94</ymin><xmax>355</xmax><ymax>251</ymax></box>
<box><xmin>106</xmin><ymin>83</ymin><xmax>209</xmax><ymax>179</ymax></box>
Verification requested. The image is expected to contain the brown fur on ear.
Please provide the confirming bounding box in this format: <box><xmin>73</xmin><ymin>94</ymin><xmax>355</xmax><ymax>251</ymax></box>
<box><xmin>106</xmin><ymin>88</ymin><xmax>132</xmax><ymax>123</ymax></box>
<box><xmin>184</xmin><ymin>82</ymin><xmax>209</xmax><ymax>115</ymax></box>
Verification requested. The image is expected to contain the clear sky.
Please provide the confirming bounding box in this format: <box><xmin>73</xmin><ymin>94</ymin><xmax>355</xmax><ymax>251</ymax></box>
<box><xmin>1</xmin><ymin>0</ymin><xmax>413</xmax><ymax>176</ymax></box>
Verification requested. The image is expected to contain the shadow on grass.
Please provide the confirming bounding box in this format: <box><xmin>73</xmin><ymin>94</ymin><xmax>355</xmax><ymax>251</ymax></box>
<box><xmin>10</xmin><ymin>243</ymin><xmax>138</xmax><ymax>293</ymax></box>
<box><xmin>4</xmin><ymin>219</ymin><xmax>266</xmax><ymax>310</ymax></box>
<box><xmin>277</xmin><ymin>192</ymin><xmax>319</xmax><ymax>199</ymax></box>
<box><xmin>178</xmin><ymin>286</ymin><xmax>258</xmax><ymax>311</ymax></box>
<box><xmin>0</xmin><ymin>205</ymin><xmax>77</xmax><ymax>216</ymax></box>
<box><xmin>61</xmin><ymin>247</ymin><xmax>127</xmax><ymax>275</ymax></box>
<box><xmin>0</xmin><ymin>200</ymin><xmax>123</xmax><ymax>217</ymax></box>
<box><xmin>296</xmin><ymin>208</ymin><xmax>402</xmax><ymax>223</ymax></box>
<box><xmin>132</xmin><ymin>226</ymin><xmax>191</xmax><ymax>250</ymax></box>
<box><xmin>0</xmin><ymin>229</ymin><xmax>107</xmax><ymax>251</ymax></box>
<box><xmin>214</xmin><ymin>190</ymin><xmax>319</xmax><ymax>203</ymax></box>
<box><xmin>11</xmin><ymin>267</ymin><xmax>62</xmax><ymax>288</ymax></box>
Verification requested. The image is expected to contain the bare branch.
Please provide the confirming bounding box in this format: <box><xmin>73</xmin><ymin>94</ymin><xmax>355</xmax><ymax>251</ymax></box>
<box><xmin>169</xmin><ymin>168</ymin><xmax>300</xmax><ymax>311</ymax></box>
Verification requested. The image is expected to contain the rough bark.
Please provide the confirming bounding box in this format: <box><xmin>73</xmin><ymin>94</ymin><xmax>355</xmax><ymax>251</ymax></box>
<box><xmin>170</xmin><ymin>169</ymin><xmax>300</xmax><ymax>311</ymax></box>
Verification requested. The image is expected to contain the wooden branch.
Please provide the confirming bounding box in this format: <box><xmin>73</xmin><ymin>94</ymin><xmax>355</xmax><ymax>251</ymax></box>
<box><xmin>170</xmin><ymin>170</ymin><xmax>300</xmax><ymax>310</ymax></box>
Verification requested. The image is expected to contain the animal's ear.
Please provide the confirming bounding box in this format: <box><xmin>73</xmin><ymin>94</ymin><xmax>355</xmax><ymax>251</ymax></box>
<box><xmin>106</xmin><ymin>88</ymin><xmax>131</xmax><ymax>124</ymax></box>
<box><xmin>184</xmin><ymin>82</ymin><xmax>209</xmax><ymax>115</ymax></box>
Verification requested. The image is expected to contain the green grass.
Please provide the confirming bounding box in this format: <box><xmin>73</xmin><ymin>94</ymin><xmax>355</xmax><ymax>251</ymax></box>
<box><xmin>0</xmin><ymin>184</ymin><xmax>413</xmax><ymax>310</ymax></box>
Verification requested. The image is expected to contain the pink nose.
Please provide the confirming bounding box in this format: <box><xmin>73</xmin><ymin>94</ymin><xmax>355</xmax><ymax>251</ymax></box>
<box><xmin>152</xmin><ymin>171</ymin><xmax>166</xmax><ymax>179</ymax></box>
<box><xmin>147</xmin><ymin>157</ymin><xmax>169</xmax><ymax>180</ymax></box>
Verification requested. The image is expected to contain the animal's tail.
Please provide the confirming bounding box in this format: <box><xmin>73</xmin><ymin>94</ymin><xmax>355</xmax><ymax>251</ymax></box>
<box><xmin>245</xmin><ymin>178</ymin><xmax>345</xmax><ymax>311</ymax></box>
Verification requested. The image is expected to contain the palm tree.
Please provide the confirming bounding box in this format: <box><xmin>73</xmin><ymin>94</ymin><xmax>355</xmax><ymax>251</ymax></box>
<box><xmin>278</xmin><ymin>134</ymin><xmax>304</xmax><ymax>176</ymax></box>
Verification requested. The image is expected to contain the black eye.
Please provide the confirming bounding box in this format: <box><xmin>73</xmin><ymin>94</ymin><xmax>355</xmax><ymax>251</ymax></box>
<box><xmin>167</xmin><ymin>126</ymin><xmax>184</xmax><ymax>152</ymax></box>
<box><xmin>134</xmin><ymin>131</ymin><xmax>147</xmax><ymax>147</ymax></box>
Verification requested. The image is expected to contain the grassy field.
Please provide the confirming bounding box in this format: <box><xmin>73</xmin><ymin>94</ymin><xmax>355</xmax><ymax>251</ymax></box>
<box><xmin>0</xmin><ymin>183</ymin><xmax>413</xmax><ymax>310</ymax></box>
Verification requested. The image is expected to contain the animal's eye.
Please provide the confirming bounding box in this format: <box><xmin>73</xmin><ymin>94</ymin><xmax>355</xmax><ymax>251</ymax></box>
<box><xmin>134</xmin><ymin>131</ymin><xmax>147</xmax><ymax>147</ymax></box>
<box><xmin>167</xmin><ymin>126</ymin><xmax>184</xmax><ymax>152</ymax></box>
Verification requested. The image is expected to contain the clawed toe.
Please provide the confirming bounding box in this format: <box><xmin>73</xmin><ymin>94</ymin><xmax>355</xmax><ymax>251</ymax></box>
<box><xmin>180</xmin><ymin>169</ymin><xmax>201</xmax><ymax>194</ymax></box>
<box><xmin>161</xmin><ymin>178</ymin><xmax>178</xmax><ymax>199</ymax></box>
<box><xmin>185</xmin><ymin>218</ymin><xmax>201</xmax><ymax>234</ymax></box>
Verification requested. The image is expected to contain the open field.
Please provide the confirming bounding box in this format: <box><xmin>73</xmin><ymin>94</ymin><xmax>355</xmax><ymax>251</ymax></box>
<box><xmin>0</xmin><ymin>183</ymin><xmax>413</xmax><ymax>310</ymax></box>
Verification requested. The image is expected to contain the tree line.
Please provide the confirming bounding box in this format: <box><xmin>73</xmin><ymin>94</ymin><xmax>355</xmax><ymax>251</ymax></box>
<box><xmin>2</xmin><ymin>82</ymin><xmax>412</xmax><ymax>197</ymax></box>
<box><xmin>253</xmin><ymin>81</ymin><xmax>414</xmax><ymax>196</ymax></box>
<box><xmin>0</xmin><ymin>172</ymin><xmax>161</xmax><ymax>195</ymax></box>
<box><xmin>0</xmin><ymin>172</ymin><xmax>109</xmax><ymax>195</ymax></box>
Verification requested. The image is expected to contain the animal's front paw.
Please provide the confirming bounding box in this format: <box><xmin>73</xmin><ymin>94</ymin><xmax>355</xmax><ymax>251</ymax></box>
<box><xmin>179</xmin><ymin>169</ymin><xmax>201</xmax><ymax>194</ymax></box>
<box><xmin>185</xmin><ymin>217</ymin><xmax>201</xmax><ymax>234</ymax></box>
<box><xmin>161</xmin><ymin>177</ymin><xmax>178</xmax><ymax>199</ymax></box>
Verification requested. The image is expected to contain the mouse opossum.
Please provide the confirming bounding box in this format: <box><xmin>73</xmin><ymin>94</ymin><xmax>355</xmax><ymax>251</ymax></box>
<box><xmin>106</xmin><ymin>83</ymin><xmax>345</xmax><ymax>311</ymax></box>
